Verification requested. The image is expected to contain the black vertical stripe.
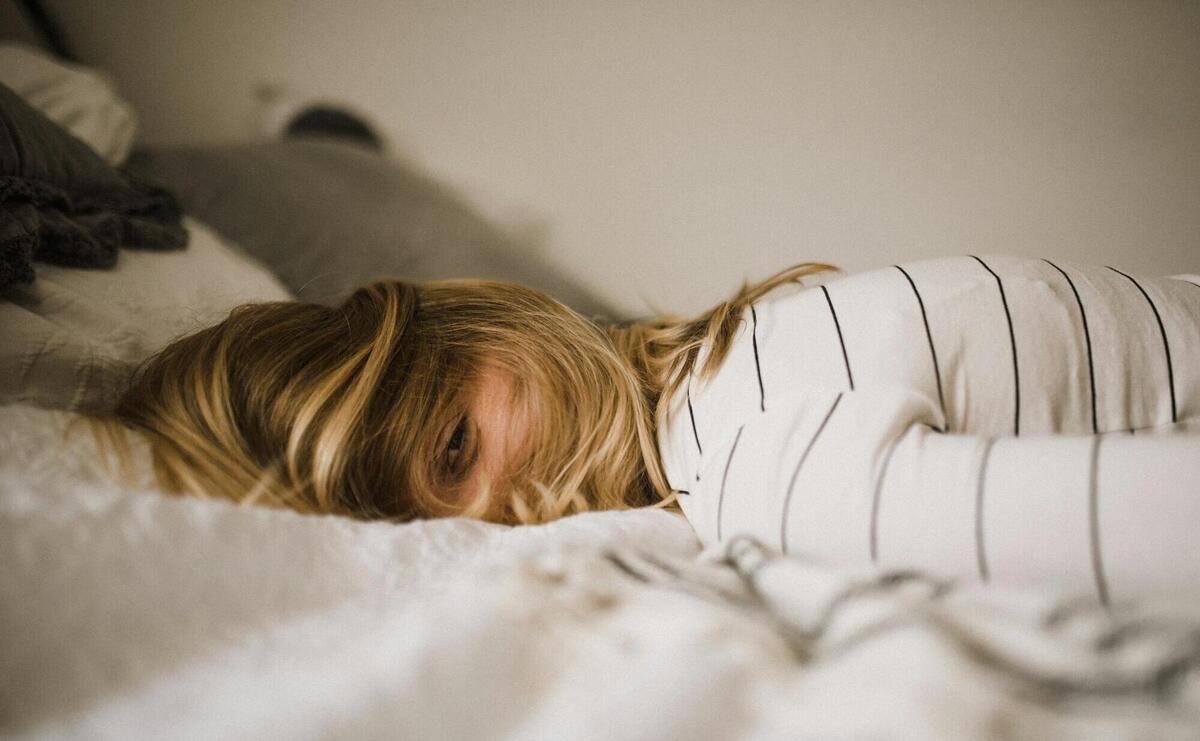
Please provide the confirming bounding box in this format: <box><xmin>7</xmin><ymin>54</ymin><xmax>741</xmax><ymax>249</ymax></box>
<box><xmin>895</xmin><ymin>266</ymin><xmax>947</xmax><ymax>432</ymax></box>
<box><xmin>1088</xmin><ymin>437</ymin><xmax>1111</xmax><ymax>607</ymax></box>
<box><xmin>750</xmin><ymin>304</ymin><xmax>766</xmax><ymax>412</ymax></box>
<box><xmin>687</xmin><ymin>378</ymin><xmax>702</xmax><ymax>482</ymax></box>
<box><xmin>1106</xmin><ymin>267</ymin><xmax>1177</xmax><ymax>424</ymax></box>
<box><xmin>686</xmin><ymin>387</ymin><xmax>703</xmax><ymax>456</ymax></box>
<box><xmin>715</xmin><ymin>425</ymin><xmax>745</xmax><ymax>542</ymax></box>
<box><xmin>1042</xmin><ymin>260</ymin><xmax>1098</xmax><ymax>435</ymax></box>
<box><xmin>869</xmin><ymin>436</ymin><xmax>901</xmax><ymax>564</ymax></box>
<box><xmin>974</xmin><ymin>438</ymin><xmax>996</xmax><ymax>583</ymax></box>
<box><xmin>970</xmin><ymin>256</ymin><xmax>1021</xmax><ymax>436</ymax></box>
<box><xmin>780</xmin><ymin>393</ymin><xmax>843</xmax><ymax>554</ymax></box>
<box><xmin>821</xmin><ymin>285</ymin><xmax>854</xmax><ymax>390</ymax></box>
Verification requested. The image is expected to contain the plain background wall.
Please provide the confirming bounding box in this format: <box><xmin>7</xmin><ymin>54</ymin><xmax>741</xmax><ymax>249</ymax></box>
<box><xmin>9</xmin><ymin>0</ymin><xmax>1199</xmax><ymax>316</ymax></box>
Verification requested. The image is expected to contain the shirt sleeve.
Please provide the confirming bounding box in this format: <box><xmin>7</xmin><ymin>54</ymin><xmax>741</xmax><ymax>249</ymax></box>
<box><xmin>679</xmin><ymin>387</ymin><xmax>1200</xmax><ymax>601</ymax></box>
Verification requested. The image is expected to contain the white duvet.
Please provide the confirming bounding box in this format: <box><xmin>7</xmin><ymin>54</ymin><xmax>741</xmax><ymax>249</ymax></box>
<box><xmin>2</xmin><ymin>404</ymin><xmax>1198</xmax><ymax>740</ymax></box>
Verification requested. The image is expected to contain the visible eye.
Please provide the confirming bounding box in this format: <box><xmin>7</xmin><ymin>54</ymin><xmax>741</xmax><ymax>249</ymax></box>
<box><xmin>444</xmin><ymin>417</ymin><xmax>470</xmax><ymax>470</ymax></box>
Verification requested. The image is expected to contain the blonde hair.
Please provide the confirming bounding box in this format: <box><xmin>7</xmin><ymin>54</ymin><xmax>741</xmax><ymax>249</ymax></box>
<box><xmin>105</xmin><ymin>263</ymin><xmax>835</xmax><ymax>524</ymax></box>
<box><xmin>606</xmin><ymin>262</ymin><xmax>837</xmax><ymax>430</ymax></box>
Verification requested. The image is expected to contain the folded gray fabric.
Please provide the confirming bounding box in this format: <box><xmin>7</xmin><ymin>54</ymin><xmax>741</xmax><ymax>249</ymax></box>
<box><xmin>0</xmin><ymin>82</ymin><xmax>186</xmax><ymax>289</ymax></box>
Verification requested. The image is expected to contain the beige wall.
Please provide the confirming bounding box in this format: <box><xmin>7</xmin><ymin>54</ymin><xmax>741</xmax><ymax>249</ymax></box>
<box><xmin>37</xmin><ymin>1</ymin><xmax>1200</xmax><ymax>315</ymax></box>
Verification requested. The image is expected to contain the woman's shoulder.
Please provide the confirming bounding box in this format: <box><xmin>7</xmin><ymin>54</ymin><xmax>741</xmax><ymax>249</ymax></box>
<box><xmin>805</xmin><ymin>254</ymin><xmax>1043</xmax><ymax>294</ymax></box>
<box><xmin>760</xmin><ymin>254</ymin><xmax>1193</xmax><ymax>328</ymax></box>
<box><xmin>810</xmin><ymin>254</ymin><xmax>1188</xmax><ymax>293</ymax></box>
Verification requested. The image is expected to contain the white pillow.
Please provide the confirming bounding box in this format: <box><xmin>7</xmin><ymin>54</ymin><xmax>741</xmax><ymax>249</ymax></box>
<box><xmin>0</xmin><ymin>218</ymin><xmax>293</xmax><ymax>412</ymax></box>
<box><xmin>0</xmin><ymin>42</ymin><xmax>138</xmax><ymax>166</ymax></box>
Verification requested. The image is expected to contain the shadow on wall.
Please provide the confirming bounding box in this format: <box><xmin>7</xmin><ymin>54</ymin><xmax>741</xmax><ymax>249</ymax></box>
<box><xmin>127</xmin><ymin>129</ymin><xmax>617</xmax><ymax>319</ymax></box>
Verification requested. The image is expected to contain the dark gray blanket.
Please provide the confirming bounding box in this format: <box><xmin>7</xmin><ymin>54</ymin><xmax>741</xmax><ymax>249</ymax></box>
<box><xmin>0</xmin><ymin>82</ymin><xmax>186</xmax><ymax>289</ymax></box>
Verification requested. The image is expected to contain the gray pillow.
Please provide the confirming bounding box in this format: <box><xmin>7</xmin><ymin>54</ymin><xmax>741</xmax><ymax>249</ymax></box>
<box><xmin>126</xmin><ymin>139</ymin><xmax>614</xmax><ymax>317</ymax></box>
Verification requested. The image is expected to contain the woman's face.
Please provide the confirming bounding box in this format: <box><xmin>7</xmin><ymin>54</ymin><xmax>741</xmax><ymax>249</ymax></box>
<box><xmin>441</xmin><ymin>364</ymin><xmax>531</xmax><ymax>511</ymax></box>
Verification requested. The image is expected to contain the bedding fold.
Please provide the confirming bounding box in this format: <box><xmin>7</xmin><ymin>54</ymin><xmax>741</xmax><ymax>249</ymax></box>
<box><xmin>2</xmin><ymin>404</ymin><xmax>1198</xmax><ymax>740</ymax></box>
<box><xmin>0</xmin><ymin>83</ymin><xmax>186</xmax><ymax>289</ymax></box>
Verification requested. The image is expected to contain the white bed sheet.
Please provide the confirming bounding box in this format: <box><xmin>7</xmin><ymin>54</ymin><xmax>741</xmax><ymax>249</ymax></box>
<box><xmin>2</xmin><ymin>405</ymin><xmax>1197</xmax><ymax>740</ymax></box>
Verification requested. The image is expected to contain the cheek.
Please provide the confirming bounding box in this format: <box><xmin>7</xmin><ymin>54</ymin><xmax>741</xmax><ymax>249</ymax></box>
<box><xmin>455</xmin><ymin>427</ymin><xmax>530</xmax><ymax>519</ymax></box>
<box><xmin>454</xmin><ymin>367</ymin><xmax>537</xmax><ymax>518</ymax></box>
<box><xmin>449</xmin><ymin>471</ymin><xmax>505</xmax><ymax>521</ymax></box>
<box><xmin>477</xmin><ymin>387</ymin><xmax>535</xmax><ymax>476</ymax></box>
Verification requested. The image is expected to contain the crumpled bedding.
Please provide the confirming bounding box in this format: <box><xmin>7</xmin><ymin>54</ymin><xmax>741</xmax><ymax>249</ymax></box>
<box><xmin>0</xmin><ymin>83</ymin><xmax>186</xmax><ymax>289</ymax></box>
<box><xmin>1</xmin><ymin>404</ymin><xmax>1197</xmax><ymax>740</ymax></box>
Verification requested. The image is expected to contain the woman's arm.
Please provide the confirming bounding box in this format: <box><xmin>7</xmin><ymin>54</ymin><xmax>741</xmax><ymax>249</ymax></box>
<box><xmin>679</xmin><ymin>388</ymin><xmax>1200</xmax><ymax>601</ymax></box>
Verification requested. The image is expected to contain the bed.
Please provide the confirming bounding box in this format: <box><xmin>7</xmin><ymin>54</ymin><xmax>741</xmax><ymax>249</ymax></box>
<box><xmin>2</xmin><ymin>44</ymin><xmax>1199</xmax><ymax>740</ymax></box>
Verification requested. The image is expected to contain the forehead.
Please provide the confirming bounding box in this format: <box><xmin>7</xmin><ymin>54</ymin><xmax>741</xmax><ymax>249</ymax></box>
<box><xmin>469</xmin><ymin>364</ymin><xmax>532</xmax><ymax>453</ymax></box>
<box><xmin>473</xmin><ymin>364</ymin><xmax>519</xmax><ymax>408</ymax></box>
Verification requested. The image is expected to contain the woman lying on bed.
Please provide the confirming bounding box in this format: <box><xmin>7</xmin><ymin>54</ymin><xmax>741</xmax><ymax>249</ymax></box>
<box><xmin>105</xmin><ymin>256</ymin><xmax>1200</xmax><ymax>597</ymax></box>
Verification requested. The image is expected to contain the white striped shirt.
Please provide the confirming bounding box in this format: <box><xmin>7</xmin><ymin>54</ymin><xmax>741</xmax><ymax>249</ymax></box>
<box><xmin>658</xmin><ymin>256</ymin><xmax>1200</xmax><ymax>600</ymax></box>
